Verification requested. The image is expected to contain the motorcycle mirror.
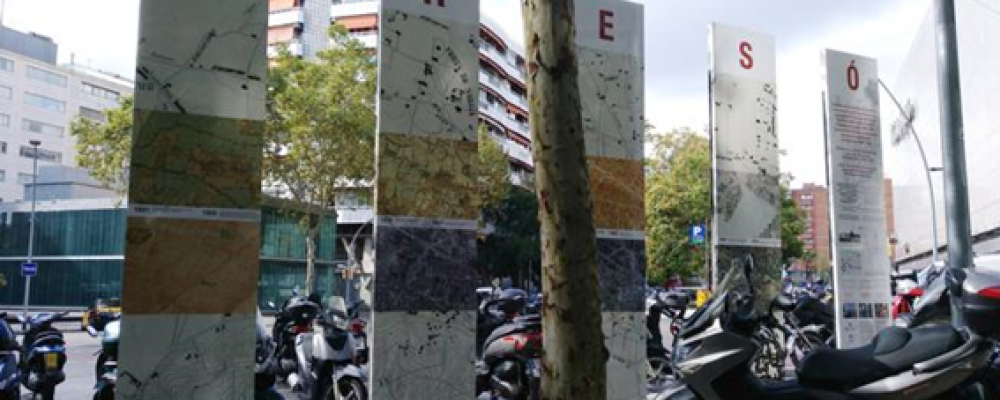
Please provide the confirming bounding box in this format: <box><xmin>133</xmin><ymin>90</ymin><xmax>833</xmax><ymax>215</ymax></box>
<box><xmin>86</xmin><ymin>326</ymin><xmax>99</xmax><ymax>338</ymax></box>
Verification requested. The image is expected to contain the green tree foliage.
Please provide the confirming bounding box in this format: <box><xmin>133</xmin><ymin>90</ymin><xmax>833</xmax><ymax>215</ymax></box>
<box><xmin>478</xmin><ymin>185</ymin><xmax>541</xmax><ymax>284</ymax></box>
<box><xmin>71</xmin><ymin>26</ymin><xmax>377</xmax><ymax>294</ymax></box>
<box><xmin>780</xmin><ymin>185</ymin><xmax>807</xmax><ymax>264</ymax></box>
<box><xmin>477</xmin><ymin>124</ymin><xmax>511</xmax><ymax>212</ymax></box>
<box><xmin>266</xmin><ymin>25</ymin><xmax>376</xmax><ymax>293</ymax></box>
<box><xmin>70</xmin><ymin>96</ymin><xmax>134</xmax><ymax>193</ymax></box>
<box><xmin>645</xmin><ymin>129</ymin><xmax>711</xmax><ymax>283</ymax></box>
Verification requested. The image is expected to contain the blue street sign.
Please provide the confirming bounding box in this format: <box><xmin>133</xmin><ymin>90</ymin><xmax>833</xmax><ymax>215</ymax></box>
<box><xmin>690</xmin><ymin>225</ymin><xmax>706</xmax><ymax>245</ymax></box>
<box><xmin>20</xmin><ymin>262</ymin><xmax>37</xmax><ymax>277</ymax></box>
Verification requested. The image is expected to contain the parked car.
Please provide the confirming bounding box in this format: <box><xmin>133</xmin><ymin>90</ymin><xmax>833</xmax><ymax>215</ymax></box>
<box><xmin>81</xmin><ymin>298</ymin><xmax>121</xmax><ymax>332</ymax></box>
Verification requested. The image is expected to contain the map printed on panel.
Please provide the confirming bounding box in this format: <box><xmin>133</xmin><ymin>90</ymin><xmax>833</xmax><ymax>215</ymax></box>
<box><xmin>713</xmin><ymin>74</ymin><xmax>781</xmax><ymax>245</ymax></box>
<box><xmin>134</xmin><ymin>0</ymin><xmax>267</xmax><ymax>120</ymax></box>
<box><xmin>579</xmin><ymin>48</ymin><xmax>644</xmax><ymax>160</ymax></box>
<box><xmin>117</xmin><ymin>315</ymin><xmax>254</xmax><ymax>400</ymax></box>
<box><xmin>710</xmin><ymin>23</ymin><xmax>781</xmax><ymax>248</ymax></box>
<box><xmin>379</xmin><ymin>9</ymin><xmax>478</xmax><ymax>140</ymax></box>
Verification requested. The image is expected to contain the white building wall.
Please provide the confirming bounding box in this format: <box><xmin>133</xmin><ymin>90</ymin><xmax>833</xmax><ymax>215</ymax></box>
<box><xmin>887</xmin><ymin>0</ymin><xmax>1000</xmax><ymax>265</ymax></box>
<box><xmin>0</xmin><ymin>49</ymin><xmax>131</xmax><ymax>203</ymax></box>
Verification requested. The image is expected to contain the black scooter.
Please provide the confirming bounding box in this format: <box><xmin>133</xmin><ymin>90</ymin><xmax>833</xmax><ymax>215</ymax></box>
<box><xmin>269</xmin><ymin>293</ymin><xmax>322</xmax><ymax>380</ymax></box>
<box><xmin>0</xmin><ymin>314</ymin><xmax>19</xmax><ymax>400</ymax></box>
<box><xmin>87</xmin><ymin>318</ymin><xmax>118</xmax><ymax>400</ymax></box>
<box><xmin>255</xmin><ymin>309</ymin><xmax>284</xmax><ymax>400</ymax></box>
<box><xmin>19</xmin><ymin>312</ymin><xmax>67</xmax><ymax>400</ymax></box>
<box><xmin>662</xmin><ymin>255</ymin><xmax>1000</xmax><ymax>400</ymax></box>
<box><xmin>476</xmin><ymin>288</ymin><xmax>541</xmax><ymax>400</ymax></box>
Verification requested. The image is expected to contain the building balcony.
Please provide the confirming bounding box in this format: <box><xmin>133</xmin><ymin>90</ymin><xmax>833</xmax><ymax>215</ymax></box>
<box><xmin>479</xmin><ymin>45</ymin><xmax>526</xmax><ymax>90</ymax></box>
<box><xmin>269</xmin><ymin>7</ymin><xmax>305</xmax><ymax>27</ymax></box>
<box><xmin>479</xmin><ymin>71</ymin><xmax>528</xmax><ymax>112</ymax></box>
<box><xmin>332</xmin><ymin>0</ymin><xmax>378</xmax><ymax>19</ymax></box>
<box><xmin>479</xmin><ymin>99</ymin><xmax>525</xmax><ymax>136</ymax></box>
<box><xmin>268</xmin><ymin>39</ymin><xmax>304</xmax><ymax>58</ymax></box>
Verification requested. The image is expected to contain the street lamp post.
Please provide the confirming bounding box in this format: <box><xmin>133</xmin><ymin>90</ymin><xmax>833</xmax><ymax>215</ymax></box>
<box><xmin>22</xmin><ymin>139</ymin><xmax>40</xmax><ymax>330</ymax></box>
<box><xmin>879</xmin><ymin>79</ymin><xmax>940</xmax><ymax>264</ymax></box>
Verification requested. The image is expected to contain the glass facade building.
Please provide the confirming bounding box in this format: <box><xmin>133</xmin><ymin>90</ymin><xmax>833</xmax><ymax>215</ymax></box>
<box><xmin>0</xmin><ymin>202</ymin><xmax>341</xmax><ymax>308</ymax></box>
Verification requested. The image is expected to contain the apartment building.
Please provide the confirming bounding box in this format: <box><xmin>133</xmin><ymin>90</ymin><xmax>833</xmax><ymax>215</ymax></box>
<box><xmin>791</xmin><ymin>179</ymin><xmax>896</xmax><ymax>277</ymax></box>
<box><xmin>0</xmin><ymin>24</ymin><xmax>132</xmax><ymax>203</ymax></box>
<box><xmin>267</xmin><ymin>0</ymin><xmax>534</xmax><ymax>187</ymax></box>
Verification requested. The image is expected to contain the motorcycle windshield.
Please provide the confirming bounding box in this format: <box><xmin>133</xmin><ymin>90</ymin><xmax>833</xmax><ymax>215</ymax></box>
<box><xmin>681</xmin><ymin>267</ymin><xmax>741</xmax><ymax>333</ymax></box>
<box><xmin>0</xmin><ymin>321</ymin><xmax>15</xmax><ymax>351</ymax></box>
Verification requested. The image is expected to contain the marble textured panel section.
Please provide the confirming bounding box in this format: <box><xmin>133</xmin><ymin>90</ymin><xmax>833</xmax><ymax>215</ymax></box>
<box><xmin>377</xmin><ymin>134</ymin><xmax>478</xmax><ymax>220</ymax></box>
<box><xmin>598</xmin><ymin>238</ymin><xmax>646</xmax><ymax>312</ymax></box>
<box><xmin>117</xmin><ymin>313</ymin><xmax>255</xmax><ymax>400</ymax></box>
<box><xmin>603</xmin><ymin>311</ymin><xmax>647</xmax><ymax>400</ymax></box>
<box><xmin>588</xmin><ymin>156</ymin><xmax>645</xmax><ymax>231</ymax></box>
<box><xmin>378</xmin><ymin>5</ymin><xmax>479</xmax><ymax>140</ymax></box>
<box><xmin>130</xmin><ymin>110</ymin><xmax>263</xmax><ymax>209</ymax></box>
<box><xmin>372</xmin><ymin>311</ymin><xmax>476</xmax><ymax>400</ymax></box>
<box><xmin>374</xmin><ymin>225</ymin><xmax>477</xmax><ymax>312</ymax></box>
<box><xmin>579</xmin><ymin>48</ymin><xmax>645</xmax><ymax>160</ymax></box>
<box><xmin>123</xmin><ymin>216</ymin><xmax>259</xmax><ymax>314</ymax></box>
<box><xmin>135</xmin><ymin>0</ymin><xmax>267</xmax><ymax>120</ymax></box>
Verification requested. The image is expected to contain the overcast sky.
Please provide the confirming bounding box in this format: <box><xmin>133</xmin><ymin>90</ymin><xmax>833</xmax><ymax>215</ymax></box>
<box><xmin>1</xmin><ymin>0</ymin><xmax>932</xmax><ymax>185</ymax></box>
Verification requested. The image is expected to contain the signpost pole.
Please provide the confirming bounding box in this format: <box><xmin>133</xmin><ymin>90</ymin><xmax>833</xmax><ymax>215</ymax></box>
<box><xmin>22</xmin><ymin>140</ymin><xmax>40</xmax><ymax>331</ymax></box>
<box><xmin>935</xmin><ymin>0</ymin><xmax>972</xmax><ymax>328</ymax></box>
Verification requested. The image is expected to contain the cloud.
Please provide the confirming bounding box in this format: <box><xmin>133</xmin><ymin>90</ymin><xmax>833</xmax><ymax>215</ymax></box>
<box><xmin>3</xmin><ymin>0</ymin><xmax>930</xmax><ymax>186</ymax></box>
<box><xmin>1</xmin><ymin>0</ymin><xmax>140</xmax><ymax>74</ymax></box>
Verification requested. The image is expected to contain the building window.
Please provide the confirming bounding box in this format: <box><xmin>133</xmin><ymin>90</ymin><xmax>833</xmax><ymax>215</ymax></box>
<box><xmin>0</xmin><ymin>170</ymin><xmax>5</xmax><ymax>182</ymax></box>
<box><xmin>24</xmin><ymin>92</ymin><xmax>65</xmax><ymax>113</ymax></box>
<box><xmin>0</xmin><ymin>85</ymin><xmax>11</xmax><ymax>99</ymax></box>
<box><xmin>0</xmin><ymin>114</ymin><xmax>8</xmax><ymax>128</ymax></box>
<box><xmin>81</xmin><ymin>82</ymin><xmax>119</xmax><ymax>101</ymax></box>
<box><xmin>0</xmin><ymin>142</ymin><xmax>7</xmax><ymax>154</ymax></box>
<box><xmin>22</xmin><ymin>119</ymin><xmax>64</xmax><ymax>137</ymax></box>
<box><xmin>17</xmin><ymin>173</ymin><xmax>34</xmax><ymax>185</ymax></box>
<box><xmin>26</xmin><ymin>66</ymin><xmax>67</xmax><ymax>87</ymax></box>
<box><xmin>19</xmin><ymin>146</ymin><xmax>62</xmax><ymax>163</ymax></box>
<box><xmin>79</xmin><ymin>107</ymin><xmax>106</xmax><ymax>122</ymax></box>
<box><xmin>0</xmin><ymin>57</ymin><xmax>12</xmax><ymax>72</ymax></box>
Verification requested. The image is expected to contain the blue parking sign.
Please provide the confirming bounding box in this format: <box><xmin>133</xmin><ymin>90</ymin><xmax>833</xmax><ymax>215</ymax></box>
<box><xmin>690</xmin><ymin>225</ymin><xmax>706</xmax><ymax>245</ymax></box>
<box><xmin>21</xmin><ymin>262</ymin><xmax>37</xmax><ymax>277</ymax></box>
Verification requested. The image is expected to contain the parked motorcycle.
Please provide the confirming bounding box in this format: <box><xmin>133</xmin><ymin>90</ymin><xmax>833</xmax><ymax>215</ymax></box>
<box><xmin>255</xmin><ymin>309</ymin><xmax>284</xmax><ymax>400</ymax></box>
<box><xmin>289</xmin><ymin>296</ymin><xmax>367</xmax><ymax>400</ymax></box>
<box><xmin>270</xmin><ymin>292</ymin><xmax>322</xmax><ymax>380</ymax></box>
<box><xmin>346</xmin><ymin>301</ymin><xmax>368</xmax><ymax>366</ymax></box>
<box><xmin>19</xmin><ymin>312</ymin><xmax>67</xmax><ymax>400</ymax></box>
<box><xmin>646</xmin><ymin>289</ymin><xmax>689</xmax><ymax>387</ymax></box>
<box><xmin>87</xmin><ymin>318</ymin><xmax>118</xmax><ymax>400</ymax></box>
<box><xmin>0</xmin><ymin>314</ymin><xmax>19</xmax><ymax>400</ymax></box>
<box><xmin>476</xmin><ymin>288</ymin><xmax>541</xmax><ymax>400</ymax></box>
<box><xmin>661</xmin><ymin>254</ymin><xmax>1000</xmax><ymax>400</ymax></box>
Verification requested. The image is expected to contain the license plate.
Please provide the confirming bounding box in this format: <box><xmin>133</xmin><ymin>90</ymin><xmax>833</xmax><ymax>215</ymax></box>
<box><xmin>44</xmin><ymin>353</ymin><xmax>58</xmax><ymax>369</ymax></box>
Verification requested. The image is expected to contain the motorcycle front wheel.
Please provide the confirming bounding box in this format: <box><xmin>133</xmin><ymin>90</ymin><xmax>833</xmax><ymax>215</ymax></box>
<box><xmin>324</xmin><ymin>378</ymin><xmax>366</xmax><ymax>400</ymax></box>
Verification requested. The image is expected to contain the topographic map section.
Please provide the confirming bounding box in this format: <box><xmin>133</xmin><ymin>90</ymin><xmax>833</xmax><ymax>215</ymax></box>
<box><xmin>579</xmin><ymin>48</ymin><xmax>645</xmax><ymax>160</ymax></box>
<box><xmin>378</xmin><ymin>4</ymin><xmax>478</xmax><ymax>141</ymax></box>
<box><xmin>712</xmin><ymin>72</ymin><xmax>781</xmax><ymax>246</ymax></box>
<box><xmin>117</xmin><ymin>314</ymin><xmax>255</xmax><ymax>400</ymax></box>
<box><xmin>130</xmin><ymin>110</ymin><xmax>263</xmax><ymax>209</ymax></box>
<box><xmin>135</xmin><ymin>0</ymin><xmax>267</xmax><ymax>120</ymax></box>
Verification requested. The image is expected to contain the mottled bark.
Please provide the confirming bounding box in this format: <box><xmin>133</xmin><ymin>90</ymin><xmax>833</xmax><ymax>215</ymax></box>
<box><xmin>521</xmin><ymin>1</ymin><xmax>607</xmax><ymax>399</ymax></box>
<box><xmin>304</xmin><ymin>215</ymin><xmax>319</xmax><ymax>295</ymax></box>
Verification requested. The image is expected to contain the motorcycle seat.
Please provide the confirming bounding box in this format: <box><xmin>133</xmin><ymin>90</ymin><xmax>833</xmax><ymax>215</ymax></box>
<box><xmin>797</xmin><ymin>325</ymin><xmax>963</xmax><ymax>391</ymax></box>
